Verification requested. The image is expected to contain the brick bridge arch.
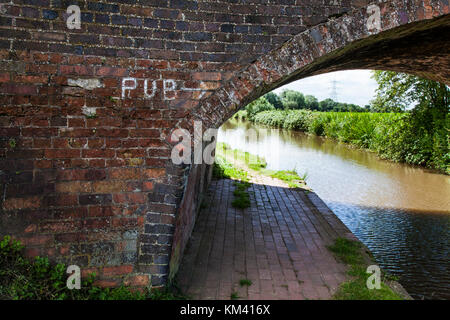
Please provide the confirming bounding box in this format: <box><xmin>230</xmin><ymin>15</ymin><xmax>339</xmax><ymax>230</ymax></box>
<box><xmin>170</xmin><ymin>1</ymin><xmax>450</xmax><ymax>281</ymax></box>
<box><xmin>190</xmin><ymin>2</ymin><xmax>449</xmax><ymax>132</ymax></box>
<box><xmin>0</xmin><ymin>1</ymin><xmax>448</xmax><ymax>289</ymax></box>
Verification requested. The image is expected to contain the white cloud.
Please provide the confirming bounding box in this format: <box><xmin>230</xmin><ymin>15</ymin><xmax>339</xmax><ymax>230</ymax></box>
<box><xmin>273</xmin><ymin>70</ymin><xmax>379</xmax><ymax>106</ymax></box>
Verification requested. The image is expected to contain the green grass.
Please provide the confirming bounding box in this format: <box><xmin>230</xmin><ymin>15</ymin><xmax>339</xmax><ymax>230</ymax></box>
<box><xmin>267</xmin><ymin>170</ymin><xmax>306</xmax><ymax>188</ymax></box>
<box><xmin>213</xmin><ymin>155</ymin><xmax>249</xmax><ymax>182</ymax></box>
<box><xmin>215</xmin><ymin>143</ymin><xmax>308</xmax><ymax>189</ymax></box>
<box><xmin>230</xmin><ymin>291</ymin><xmax>239</xmax><ymax>300</ymax></box>
<box><xmin>0</xmin><ymin>236</ymin><xmax>186</xmax><ymax>300</ymax></box>
<box><xmin>328</xmin><ymin>238</ymin><xmax>364</xmax><ymax>265</ymax></box>
<box><xmin>327</xmin><ymin>238</ymin><xmax>404</xmax><ymax>300</ymax></box>
<box><xmin>232</xmin><ymin>110</ymin><xmax>248</xmax><ymax>121</ymax></box>
<box><xmin>216</xmin><ymin>142</ymin><xmax>267</xmax><ymax>172</ymax></box>
<box><xmin>239</xmin><ymin>279</ymin><xmax>252</xmax><ymax>287</ymax></box>
<box><xmin>232</xmin><ymin>182</ymin><xmax>251</xmax><ymax>209</ymax></box>
<box><xmin>212</xmin><ymin>155</ymin><xmax>252</xmax><ymax>209</ymax></box>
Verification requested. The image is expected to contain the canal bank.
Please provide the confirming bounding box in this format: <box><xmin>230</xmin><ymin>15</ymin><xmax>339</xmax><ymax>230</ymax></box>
<box><xmin>176</xmin><ymin>148</ymin><xmax>411</xmax><ymax>300</ymax></box>
<box><xmin>217</xmin><ymin>119</ymin><xmax>450</xmax><ymax>300</ymax></box>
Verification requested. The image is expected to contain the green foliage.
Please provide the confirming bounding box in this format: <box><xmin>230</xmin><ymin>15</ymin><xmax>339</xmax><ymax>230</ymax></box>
<box><xmin>251</xmin><ymin>109</ymin><xmax>288</xmax><ymax>128</ymax></box>
<box><xmin>327</xmin><ymin>238</ymin><xmax>364</xmax><ymax>266</ymax></box>
<box><xmin>216</xmin><ymin>142</ymin><xmax>266</xmax><ymax>173</ymax></box>
<box><xmin>8</xmin><ymin>139</ymin><xmax>16</xmax><ymax>149</ymax></box>
<box><xmin>241</xmin><ymin>89</ymin><xmax>366</xmax><ymax>121</ymax></box>
<box><xmin>305</xmin><ymin>95</ymin><xmax>319</xmax><ymax>110</ymax></box>
<box><xmin>252</xmin><ymin>109</ymin><xmax>448</xmax><ymax>173</ymax></box>
<box><xmin>327</xmin><ymin>238</ymin><xmax>403</xmax><ymax>300</ymax></box>
<box><xmin>236</xmin><ymin>73</ymin><xmax>447</xmax><ymax>172</ymax></box>
<box><xmin>213</xmin><ymin>155</ymin><xmax>249</xmax><ymax>182</ymax></box>
<box><xmin>283</xmin><ymin>109</ymin><xmax>317</xmax><ymax>131</ymax></box>
<box><xmin>239</xmin><ymin>279</ymin><xmax>252</xmax><ymax>287</ymax></box>
<box><xmin>370</xmin><ymin>71</ymin><xmax>449</xmax><ymax>172</ymax></box>
<box><xmin>280</xmin><ymin>89</ymin><xmax>306</xmax><ymax>110</ymax></box>
<box><xmin>0</xmin><ymin>236</ymin><xmax>184</xmax><ymax>300</ymax></box>
<box><xmin>232</xmin><ymin>182</ymin><xmax>251</xmax><ymax>209</ymax></box>
<box><xmin>232</xmin><ymin>110</ymin><xmax>248</xmax><ymax>120</ymax></box>
<box><xmin>264</xmin><ymin>92</ymin><xmax>283</xmax><ymax>109</ymax></box>
<box><xmin>215</xmin><ymin>143</ymin><xmax>308</xmax><ymax>189</ymax></box>
<box><xmin>230</xmin><ymin>291</ymin><xmax>239</xmax><ymax>300</ymax></box>
<box><xmin>371</xmin><ymin>71</ymin><xmax>450</xmax><ymax>113</ymax></box>
<box><xmin>245</xmin><ymin>97</ymin><xmax>274</xmax><ymax>121</ymax></box>
<box><xmin>268</xmin><ymin>170</ymin><xmax>305</xmax><ymax>188</ymax></box>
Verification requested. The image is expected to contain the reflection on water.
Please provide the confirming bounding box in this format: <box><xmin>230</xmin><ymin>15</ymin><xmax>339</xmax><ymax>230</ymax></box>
<box><xmin>218</xmin><ymin>119</ymin><xmax>450</xmax><ymax>300</ymax></box>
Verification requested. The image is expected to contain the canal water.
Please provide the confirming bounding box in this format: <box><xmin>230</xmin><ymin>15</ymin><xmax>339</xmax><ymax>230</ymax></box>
<box><xmin>217</xmin><ymin>119</ymin><xmax>450</xmax><ymax>300</ymax></box>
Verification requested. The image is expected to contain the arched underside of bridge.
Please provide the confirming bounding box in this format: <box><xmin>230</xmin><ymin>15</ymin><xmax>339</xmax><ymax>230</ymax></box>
<box><xmin>0</xmin><ymin>1</ymin><xmax>448</xmax><ymax>289</ymax></box>
<box><xmin>190</xmin><ymin>13</ymin><xmax>450</xmax><ymax>132</ymax></box>
<box><xmin>170</xmin><ymin>9</ymin><xmax>450</xmax><ymax>280</ymax></box>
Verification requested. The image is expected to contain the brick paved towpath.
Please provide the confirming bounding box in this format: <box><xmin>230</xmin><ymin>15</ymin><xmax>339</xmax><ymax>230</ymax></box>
<box><xmin>176</xmin><ymin>172</ymin><xmax>359</xmax><ymax>300</ymax></box>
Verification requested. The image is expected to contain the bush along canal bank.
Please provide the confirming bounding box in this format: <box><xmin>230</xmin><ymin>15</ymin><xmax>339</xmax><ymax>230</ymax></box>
<box><xmin>236</xmin><ymin>110</ymin><xmax>449</xmax><ymax>174</ymax></box>
<box><xmin>213</xmin><ymin>144</ymin><xmax>412</xmax><ymax>300</ymax></box>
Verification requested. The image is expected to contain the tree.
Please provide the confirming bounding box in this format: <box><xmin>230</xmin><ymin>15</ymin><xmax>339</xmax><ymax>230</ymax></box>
<box><xmin>280</xmin><ymin>90</ymin><xmax>305</xmax><ymax>110</ymax></box>
<box><xmin>245</xmin><ymin>97</ymin><xmax>275</xmax><ymax>120</ymax></box>
<box><xmin>370</xmin><ymin>71</ymin><xmax>449</xmax><ymax>113</ymax></box>
<box><xmin>371</xmin><ymin>70</ymin><xmax>449</xmax><ymax>171</ymax></box>
<box><xmin>264</xmin><ymin>92</ymin><xmax>283</xmax><ymax>109</ymax></box>
<box><xmin>304</xmin><ymin>95</ymin><xmax>319</xmax><ymax>111</ymax></box>
<box><xmin>319</xmin><ymin>98</ymin><xmax>337</xmax><ymax>112</ymax></box>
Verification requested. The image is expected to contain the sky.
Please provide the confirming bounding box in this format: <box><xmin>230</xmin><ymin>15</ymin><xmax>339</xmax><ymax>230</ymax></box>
<box><xmin>273</xmin><ymin>70</ymin><xmax>379</xmax><ymax>107</ymax></box>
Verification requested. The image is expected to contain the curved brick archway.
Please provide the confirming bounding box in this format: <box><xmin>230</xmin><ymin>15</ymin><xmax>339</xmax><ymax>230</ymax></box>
<box><xmin>190</xmin><ymin>2</ymin><xmax>450</xmax><ymax>131</ymax></box>
<box><xmin>170</xmin><ymin>2</ymin><xmax>450</xmax><ymax>280</ymax></box>
<box><xmin>0</xmin><ymin>0</ymin><xmax>448</xmax><ymax>290</ymax></box>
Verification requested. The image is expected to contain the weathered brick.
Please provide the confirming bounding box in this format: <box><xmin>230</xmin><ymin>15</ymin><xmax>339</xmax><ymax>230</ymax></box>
<box><xmin>79</xmin><ymin>194</ymin><xmax>112</xmax><ymax>205</ymax></box>
<box><xmin>55</xmin><ymin>181</ymin><xmax>92</xmax><ymax>193</ymax></box>
<box><xmin>109</xmin><ymin>168</ymin><xmax>140</xmax><ymax>180</ymax></box>
<box><xmin>92</xmin><ymin>181</ymin><xmax>127</xmax><ymax>193</ymax></box>
<box><xmin>3</xmin><ymin>196</ymin><xmax>41</xmax><ymax>210</ymax></box>
<box><xmin>102</xmin><ymin>265</ymin><xmax>133</xmax><ymax>277</ymax></box>
<box><xmin>0</xmin><ymin>0</ymin><xmax>447</xmax><ymax>292</ymax></box>
<box><xmin>124</xmin><ymin>275</ymin><xmax>150</xmax><ymax>287</ymax></box>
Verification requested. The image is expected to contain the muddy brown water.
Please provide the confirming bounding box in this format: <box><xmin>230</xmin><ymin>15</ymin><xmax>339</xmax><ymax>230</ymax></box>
<box><xmin>218</xmin><ymin>119</ymin><xmax>450</xmax><ymax>300</ymax></box>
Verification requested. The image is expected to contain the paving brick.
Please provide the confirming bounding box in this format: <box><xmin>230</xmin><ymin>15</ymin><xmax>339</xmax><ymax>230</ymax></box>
<box><xmin>177</xmin><ymin>178</ymin><xmax>351</xmax><ymax>300</ymax></box>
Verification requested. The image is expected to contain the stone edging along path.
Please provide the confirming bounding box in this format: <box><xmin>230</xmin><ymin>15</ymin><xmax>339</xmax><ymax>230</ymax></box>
<box><xmin>176</xmin><ymin>154</ymin><xmax>412</xmax><ymax>300</ymax></box>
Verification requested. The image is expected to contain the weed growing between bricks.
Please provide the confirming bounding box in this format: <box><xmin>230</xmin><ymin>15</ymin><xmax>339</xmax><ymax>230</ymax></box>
<box><xmin>239</xmin><ymin>279</ymin><xmax>252</xmax><ymax>287</ymax></box>
<box><xmin>232</xmin><ymin>181</ymin><xmax>251</xmax><ymax>209</ymax></box>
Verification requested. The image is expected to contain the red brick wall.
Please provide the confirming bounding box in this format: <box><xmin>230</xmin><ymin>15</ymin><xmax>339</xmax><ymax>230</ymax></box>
<box><xmin>0</xmin><ymin>0</ymin><xmax>448</xmax><ymax>288</ymax></box>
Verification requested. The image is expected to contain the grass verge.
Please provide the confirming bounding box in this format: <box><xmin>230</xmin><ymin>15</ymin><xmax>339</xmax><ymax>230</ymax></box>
<box><xmin>213</xmin><ymin>154</ymin><xmax>249</xmax><ymax>182</ymax></box>
<box><xmin>327</xmin><ymin>238</ymin><xmax>404</xmax><ymax>300</ymax></box>
<box><xmin>266</xmin><ymin>170</ymin><xmax>307</xmax><ymax>188</ymax></box>
<box><xmin>215</xmin><ymin>143</ymin><xmax>308</xmax><ymax>189</ymax></box>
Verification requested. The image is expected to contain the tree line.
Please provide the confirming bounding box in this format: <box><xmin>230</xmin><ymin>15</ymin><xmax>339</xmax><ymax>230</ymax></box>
<box><xmin>239</xmin><ymin>71</ymin><xmax>449</xmax><ymax>173</ymax></box>
<box><xmin>263</xmin><ymin>90</ymin><xmax>368</xmax><ymax>112</ymax></box>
